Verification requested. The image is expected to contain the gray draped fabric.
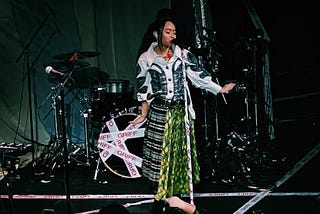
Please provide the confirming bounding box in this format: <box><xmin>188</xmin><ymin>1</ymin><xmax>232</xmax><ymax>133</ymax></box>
<box><xmin>0</xmin><ymin>0</ymin><xmax>169</xmax><ymax>146</ymax></box>
<box><xmin>193</xmin><ymin>0</ymin><xmax>214</xmax><ymax>49</ymax></box>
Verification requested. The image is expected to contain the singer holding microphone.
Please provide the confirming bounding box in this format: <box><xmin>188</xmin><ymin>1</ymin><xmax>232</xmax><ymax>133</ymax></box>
<box><xmin>130</xmin><ymin>9</ymin><xmax>236</xmax><ymax>213</ymax></box>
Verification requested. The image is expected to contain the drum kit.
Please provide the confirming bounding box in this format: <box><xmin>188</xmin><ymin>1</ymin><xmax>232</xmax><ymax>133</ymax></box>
<box><xmin>36</xmin><ymin>49</ymin><xmax>260</xmax><ymax>184</ymax></box>
<box><xmin>36</xmin><ymin>51</ymin><xmax>145</xmax><ymax>182</ymax></box>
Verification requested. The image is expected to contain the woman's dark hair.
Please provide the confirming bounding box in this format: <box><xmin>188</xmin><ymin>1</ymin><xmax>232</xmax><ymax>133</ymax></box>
<box><xmin>154</xmin><ymin>16</ymin><xmax>176</xmax><ymax>46</ymax></box>
<box><xmin>156</xmin><ymin>8</ymin><xmax>173</xmax><ymax>20</ymax></box>
<box><xmin>136</xmin><ymin>8</ymin><xmax>175</xmax><ymax>61</ymax></box>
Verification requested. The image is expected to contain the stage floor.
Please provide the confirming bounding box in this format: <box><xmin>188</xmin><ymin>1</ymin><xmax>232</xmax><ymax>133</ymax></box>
<box><xmin>0</xmin><ymin>145</ymin><xmax>319</xmax><ymax>214</ymax></box>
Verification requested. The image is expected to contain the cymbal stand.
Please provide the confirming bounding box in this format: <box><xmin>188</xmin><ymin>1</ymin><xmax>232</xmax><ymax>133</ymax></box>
<box><xmin>34</xmin><ymin>84</ymin><xmax>62</xmax><ymax>178</ymax></box>
<box><xmin>252</xmin><ymin>39</ymin><xmax>259</xmax><ymax>141</ymax></box>
<box><xmin>199</xmin><ymin>86</ymin><xmax>223</xmax><ymax>182</ymax></box>
<box><xmin>38</xmin><ymin>82</ymin><xmax>68</xmax><ymax>181</ymax></box>
<box><xmin>33</xmin><ymin>80</ymin><xmax>71</xmax><ymax>212</ymax></box>
<box><xmin>199</xmin><ymin>89</ymin><xmax>214</xmax><ymax>180</ymax></box>
<box><xmin>50</xmin><ymin>73</ymin><xmax>73</xmax><ymax>213</ymax></box>
<box><xmin>241</xmin><ymin>70</ymin><xmax>252</xmax><ymax>137</ymax></box>
<box><xmin>79</xmin><ymin>95</ymin><xmax>92</xmax><ymax>166</ymax></box>
<box><xmin>224</xmin><ymin>68</ymin><xmax>259</xmax><ymax>186</ymax></box>
<box><xmin>59</xmin><ymin>89</ymin><xmax>92</xmax><ymax>167</ymax></box>
<box><xmin>243</xmin><ymin>35</ymin><xmax>260</xmax><ymax>144</ymax></box>
<box><xmin>211</xmin><ymin>76</ymin><xmax>228</xmax><ymax>180</ymax></box>
<box><xmin>197</xmin><ymin>46</ymin><xmax>228</xmax><ymax>181</ymax></box>
<box><xmin>35</xmin><ymin>72</ymin><xmax>77</xmax><ymax>214</ymax></box>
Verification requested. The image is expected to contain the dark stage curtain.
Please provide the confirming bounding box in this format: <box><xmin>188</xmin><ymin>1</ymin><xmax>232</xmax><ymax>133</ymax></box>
<box><xmin>0</xmin><ymin>0</ymin><xmax>169</xmax><ymax>147</ymax></box>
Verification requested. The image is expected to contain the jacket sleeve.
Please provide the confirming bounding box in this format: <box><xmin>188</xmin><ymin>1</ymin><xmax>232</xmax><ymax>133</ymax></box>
<box><xmin>183</xmin><ymin>50</ymin><xmax>222</xmax><ymax>95</ymax></box>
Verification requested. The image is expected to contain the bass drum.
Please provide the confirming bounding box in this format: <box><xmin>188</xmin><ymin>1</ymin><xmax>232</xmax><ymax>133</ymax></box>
<box><xmin>97</xmin><ymin>107</ymin><xmax>145</xmax><ymax>179</ymax></box>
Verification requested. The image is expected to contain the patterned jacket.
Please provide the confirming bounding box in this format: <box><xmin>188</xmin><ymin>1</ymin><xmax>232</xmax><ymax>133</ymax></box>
<box><xmin>136</xmin><ymin>42</ymin><xmax>222</xmax><ymax>119</ymax></box>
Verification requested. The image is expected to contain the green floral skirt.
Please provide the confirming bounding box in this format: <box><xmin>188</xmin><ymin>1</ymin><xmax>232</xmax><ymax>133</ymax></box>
<box><xmin>155</xmin><ymin>107</ymin><xmax>200</xmax><ymax>201</ymax></box>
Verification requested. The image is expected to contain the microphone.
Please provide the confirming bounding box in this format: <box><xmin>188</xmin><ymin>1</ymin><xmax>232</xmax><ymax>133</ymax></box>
<box><xmin>45</xmin><ymin>66</ymin><xmax>64</xmax><ymax>76</ymax></box>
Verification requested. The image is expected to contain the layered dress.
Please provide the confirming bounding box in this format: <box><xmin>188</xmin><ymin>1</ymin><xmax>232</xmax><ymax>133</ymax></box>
<box><xmin>136</xmin><ymin>42</ymin><xmax>222</xmax><ymax>200</ymax></box>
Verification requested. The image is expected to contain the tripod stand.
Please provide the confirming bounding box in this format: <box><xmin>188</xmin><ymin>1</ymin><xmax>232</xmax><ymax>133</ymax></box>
<box><xmin>196</xmin><ymin>51</ymin><xmax>229</xmax><ymax>182</ymax></box>
<box><xmin>36</xmin><ymin>82</ymin><xmax>69</xmax><ymax>182</ymax></box>
<box><xmin>34</xmin><ymin>74</ymin><xmax>73</xmax><ymax>213</ymax></box>
<box><xmin>198</xmin><ymin>88</ymin><xmax>223</xmax><ymax>181</ymax></box>
<box><xmin>69</xmin><ymin>93</ymin><xmax>95</xmax><ymax>166</ymax></box>
<box><xmin>219</xmin><ymin>69</ymin><xmax>260</xmax><ymax>187</ymax></box>
<box><xmin>201</xmin><ymin>76</ymin><xmax>231</xmax><ymax>182</ymax></box>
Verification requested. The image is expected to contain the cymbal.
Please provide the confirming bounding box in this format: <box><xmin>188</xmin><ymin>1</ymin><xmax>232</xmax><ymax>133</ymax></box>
<box><xmin>53</xmin><ymin>51</ymin><xmax>101</xmax><ymax>60</ymax></box>
<box><xmin>47</xmin><ymin>67</ymin><xmax>109</xmax><ymax>88</ymax></box>
<box><xmin>45</xmin><ymin>60</ymin><xmax>90</xmax><ymax>71</ymax></box>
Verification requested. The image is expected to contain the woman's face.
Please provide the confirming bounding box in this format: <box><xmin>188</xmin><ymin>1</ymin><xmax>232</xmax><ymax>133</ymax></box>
<box><xmin>161</xmin><ymin>21</ymin><xmax>176</xmax><ymax>48</ymax></box>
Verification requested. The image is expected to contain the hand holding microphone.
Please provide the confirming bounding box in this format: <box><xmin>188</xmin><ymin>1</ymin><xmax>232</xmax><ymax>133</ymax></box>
<box><xmin>45</xmin><ymin>66</ymin><xmax>64</xmax><ymax>76</ymax></box>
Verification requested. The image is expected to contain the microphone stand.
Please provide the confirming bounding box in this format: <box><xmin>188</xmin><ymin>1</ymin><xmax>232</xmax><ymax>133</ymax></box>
<box><xmin>57</xmin><ymin>81</ymin><xmax>72</xmax><ymax>214</ymax></box>
<box><xmin>207</xmin><ymin>47</ymin><xmax>228</xmax><ymax>168</ymax></box>
<box><xmin>212</xmin><ymin>75</ymin><xmax>227</xmax><ymax>179</ymax></box>
<box><xmin>52</xmin><ymin>69</ymin><xmax>76</xmax><ymax>214</ymax></box>
<box><xmin>15</xmin><ymin>12</ymin><xmax>53</xmax><ymax>166</ymax></box>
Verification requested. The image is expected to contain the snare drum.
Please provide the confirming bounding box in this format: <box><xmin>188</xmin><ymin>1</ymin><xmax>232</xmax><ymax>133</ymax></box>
<box><xmin>91</xmin><ymin>80</ymin><xmax>134</xmax><ymax>122</ymax></box>
<box><xmin>97</xmin><ymin>108</ymin><xmax>145</xmax><ymax>178</ymax></box>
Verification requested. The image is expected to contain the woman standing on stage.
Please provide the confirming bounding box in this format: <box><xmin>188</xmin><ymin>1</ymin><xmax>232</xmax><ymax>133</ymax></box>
<box><xmin>130</xmin><ymin>12</ymin><xmax>236</xmax><ymax>204</ymax></box>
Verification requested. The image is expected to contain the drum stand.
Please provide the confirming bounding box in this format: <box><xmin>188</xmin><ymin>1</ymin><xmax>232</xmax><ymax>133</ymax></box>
<box><xmin>82</xmin><ymin>110</ymin><xmax>90</xmax><ymax>166</ymax></box>
<box><xmin>36</xmin><ymin>78</ymin><xmax>79</xmax><ymax>171</ymax></box>
<box><xmin>210</xmin><ymin>77</ymin><xmax>230</xmax><ymax>182</ymax></box>
<box><xmin>198</xmin><ymin>74</ymin><xmax>229</xmax><ymax>182</ymax></box>
<box><xmin>223</xmin><ymin>74</ymin><xmax>258</xmax><ymax>186</ymax></box>
<box><xmin>73</xmin><ymin>94</ymin><xmax>94</xmax><ymax>166</ymax></box>
<box><xmin>37</xmin><ymin>80</ymin><xmax>72</xmax><ymax>213</ymax></box>
<box><xmin>37</xmin><ymin>82</ymin><xmax>70</xmax><ymax>182</ymax></box>
<box><xmin>199</xmin><ymin>89</ymin><xmax>218</xmax><ymax>181</ymax></box>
